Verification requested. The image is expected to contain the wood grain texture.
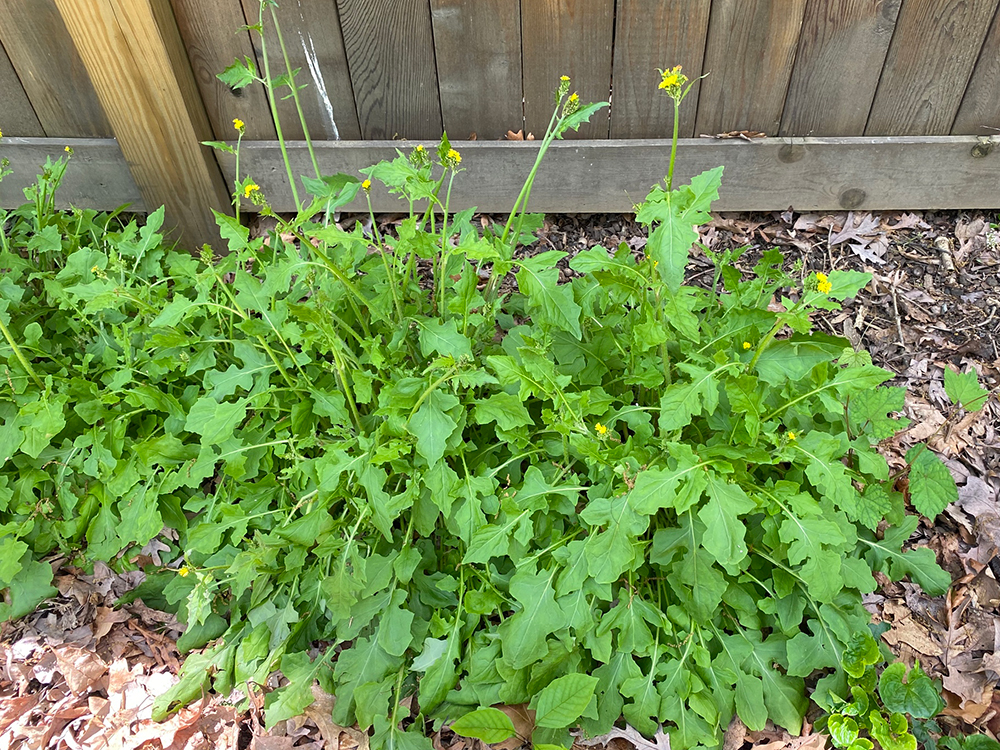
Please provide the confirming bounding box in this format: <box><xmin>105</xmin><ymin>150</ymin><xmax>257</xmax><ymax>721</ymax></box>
<box><xmin>221</xmin><ymin>136</ymin><xmax>1000</xmax><ymax>213</ymax></box>
<box><xmin>952</xmin><ymin>3</ymin><xmax>1000</xmax><ymax>135</ymax></box>
<box><xmin>0</xmin><ymin>138</ymin><xmax>144</xmax><ymax>209</ymax></box>
<box><xmin>430</xmin><ymin>0</ymin><xmax>522</xmax><ymax>140</ymax></box>
<box><xmin>866</xmin><ymin>0</ymin><xmax>1000</xmax><ymax>135</ymax></box>
<box><xmin>53</xmin><ymin>0</ymin><xmax>231</xmax><ymax>248</ymax></box>
<box><xmin>0</xmin><ymin>0</ymin><xmax>110</xmax><ymax>136</ymax></box>
<box><xmin>695</xmin><ymin>0</ymin><xmax>808</xmax><ymax>136</ymax></box>
<box><xmin>240</xmin><ymin>0</ymin><xmax>361</xmax><ymax>141</ymax></box>
<box><xmin>610</xmin><ymin>0</ymin><xmax>711</xmax><ymax>139</ymax></box>
<box><xmin>780</xmin><ymin>0</ymin><xmax>900</xmax><ymax>136</ymax></box>
<box><xmin>0</xmin><ymin>39</ymin><xmax>42</xmax><ymax>136</ymax></box>
<box><xmin>521</xmin><ymin>0</ymin><xmax>614</xmax><ymax>139</ymax></box>
<box><xmin>170</xmin><ymin>0</ymin><xmax>276</xmax><ymax>140</ymax></box>
<box><xmin>336</xmin><ymin>0</ymin><xmax>441</xmax><ymax>139</ymax></box>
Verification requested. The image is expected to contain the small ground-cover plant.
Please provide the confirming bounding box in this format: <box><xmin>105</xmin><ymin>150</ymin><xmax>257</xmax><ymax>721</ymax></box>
<box><xmin>0</xmin><ymin>12</ymin><xmax>993</xmax><ymax>750</ymax></box>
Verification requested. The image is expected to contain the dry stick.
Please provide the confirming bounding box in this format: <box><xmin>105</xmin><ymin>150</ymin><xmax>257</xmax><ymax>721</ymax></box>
<box><xmin>891</xmin><ymin>288</ymin><xmax>906</xmax><ymax>347</ymax></box>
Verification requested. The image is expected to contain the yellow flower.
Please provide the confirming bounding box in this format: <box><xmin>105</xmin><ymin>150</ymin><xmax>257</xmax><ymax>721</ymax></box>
<box><xmin>444</xmin><ymin>148</ymin><xmax>462</xmax><ymax>168</ymax></box>
<box><xmin>595</xmin><ymin>422</ymin><xmax>608</xmax><ymax>436</ymax></box>
<box><xmin>178</xmin><ymin>566</ymin><xmax>190</xmax><ymax>577</ymax></box>
<box><xmin>658</xmin><ymin>66</ymin><xmax>689</xmax><ymax>99</ymax></box>
<box><xmin>568</xmin><ymin>93</ymin><xmax>579</xmax><ymax>103</ymax></box>
<box><xmin>818</xmin><ymin>279</ymin><xmax>832</xmax><ymax>294</ymax></box>
<box><xmin>742</xmin><ymin>341</ymin><xmax>751</xmax><ymax>350</ymax></box>
<box><xmin>243</xmin><ymin>181</ymin><xmax>259</xmax><ymax>199</ymax></box>
<box><xmin>0</xmin><ymin>128</ymin><xmax>4</xmax><ymax>138</ymax></box>
<box><xmin>64</xmin><ymin>146</ymin><xmax>73</xmax><ymax>154</ymax></box>
<box><xmin>233</xmin><ymin>117</ymin><xmax>245</xmax><ymax>133</ymax></box>
<box><xmin>90</xmin><ymin>265</ymin><xmax>99</xmax><ymax>274</ymax></box>
<box><xmin>416</xmin><ymin>144</ymin><xmax>424</xmax><ymax>152</ymax></box>
<box><xmin>787</xmin><ymin>431</ymin><xmax>797</xmax><ymax>441</ymax></box>
<box><xmin>362</xmin><ymin>178</ymin><xmax>371</xmax><ymax>191</ymax></box>
<box><xmin>560</xmin><ymin>75</ymin><xmax>570</xmax><ymax>82</ymax></box>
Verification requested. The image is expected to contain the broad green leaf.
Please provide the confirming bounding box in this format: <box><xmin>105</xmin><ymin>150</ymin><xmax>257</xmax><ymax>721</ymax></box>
<box><xmin>418</xmin><ymin>319</ymin><xmax>472</xmax><ymax>360</ymax></box>
<box><xmin>878</xmin><ymin>662</ymin><xmax>943</xmax><ymax>719</ymax></box>
<box><xmin>264</xmin><ymin>651</ymin><xmax>321</xmax><ymax>726</ymax></box>
<box><xmin>943</xmin><ymin>367</ymin><xmax>988</xmax><ymax>411</ymax></box>
<box><xmin>848</xmin><ymin>387</ymin><xmax>908</xmax><ymax>440</ymax></box>
<box><xmin>906</xmin><ymin>446</ymin><xmax>957</xmax><ymax>519</ymax></box>
<box><xmin>829</xmin><ymin>715</ymin><xmax>860</xmax><ymax>748</ymax></box>
<box><xmin>698</xmin><ymin>476</ymin><xmax>755</xmax><ymax>568</ymax></box>
<box><xmin>516</xmin><ymin>252</ymin><xmax>583</xmax><ymax>338</ymax></box>
<box><xmin>629</xmin><ymin>445</ymin><xmax>704</xmax><ymax>515</ymax></box>
<box><xmin>639</xmin><ymin>166</ymin><xmax>723</xmax><ymax>293</ymax></box>
<box><xmin>841</xmin><ymin>631</ymin><xmax>881</xmax><ymax>679</ymax></box>
<box><xmin>217</xmin><ymin>56</ymin><xmax>257</xmax><ymax>89</ymax></box>
<box><xmin>450</xmin><ymin>707</ymin><xmax>517</xmax><ymax>743</ymax></box>
<box><xmin>533</xmin><ymin>673</ymin><xmax>599</xmax><ymax>728</ymax></box>
<box><xmin>755</xmin><ymin>338</ymin><xmax>845</xmax><ymax>385</ymax></box>
<box><xmin>499</xmin><ymin>566</ymin><xmax>563</xmax><ymax>669</ymax></box>
<box><xmin>472</xmin><ymin>392</ymin><xmax>533</xmax><ymax>431</ymax></box>
<box><xmin>408</xmin><ymin>389</ymin><xmax>459</xmax><ymax>467</ymax></box>
<box><xmin>185</xmin><ymin>397</ymin><xmax>248</xmax><ymax>446</ymax></box>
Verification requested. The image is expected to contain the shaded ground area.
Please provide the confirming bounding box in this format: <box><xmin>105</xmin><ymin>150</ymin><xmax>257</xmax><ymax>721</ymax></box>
<box><xmin>2</xmin><ymin>209</ymin><xmax>998</xmax><ymax>749</ymax></box>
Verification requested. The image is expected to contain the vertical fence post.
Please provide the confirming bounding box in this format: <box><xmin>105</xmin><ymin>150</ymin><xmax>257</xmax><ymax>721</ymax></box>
<box><xmin>52</xmin><ymin>0</ymin><xmax>231</xmax><ymax>249</ymax></box>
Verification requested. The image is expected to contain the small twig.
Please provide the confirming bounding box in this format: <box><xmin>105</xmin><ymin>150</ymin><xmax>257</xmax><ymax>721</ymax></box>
<box><xmin>952</xmin><ymin>305</ymin><xmax>997</xmax><ymax>332</ymax></box>
<box><xmin>891</xmin><ymin>288</ymin><xmax>906</xmax><ymax>346</ymax></box>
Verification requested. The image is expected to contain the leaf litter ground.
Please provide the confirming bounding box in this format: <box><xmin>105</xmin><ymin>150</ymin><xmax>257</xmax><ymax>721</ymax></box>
<box><xmin>1</xmin><ymin>207</ymin><xmax>998</xmax><ymax>750</ymax></box>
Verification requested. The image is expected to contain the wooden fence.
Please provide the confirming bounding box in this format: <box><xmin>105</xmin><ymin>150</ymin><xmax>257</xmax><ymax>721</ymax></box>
<box><xmin>1</xmin><ymin>0</ymin><xmax>999</xmax><ymax>247</ymax></box>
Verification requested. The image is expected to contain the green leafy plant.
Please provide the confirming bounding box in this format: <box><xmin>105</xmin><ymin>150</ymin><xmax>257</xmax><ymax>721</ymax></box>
<box><xmin>815</xmin><ymin>630</ymin><xmax>944</xmax><ymax>750</ymax></box>
<box><xmin>1</xmin><ymin>7</ymin><xmax>992</xmax><ymax>748</ymax></box>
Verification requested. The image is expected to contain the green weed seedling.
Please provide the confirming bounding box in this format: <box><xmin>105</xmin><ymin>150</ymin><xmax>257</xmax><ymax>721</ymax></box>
<box><xmin>0</xmin><ymin>7</ymin><xmax>993</xmax><ymax>748</ymax></box>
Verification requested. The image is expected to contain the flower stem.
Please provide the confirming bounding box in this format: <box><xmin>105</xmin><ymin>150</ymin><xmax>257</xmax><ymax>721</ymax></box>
<box><xmin>0</xmin><ymin>315</ymin><xmax>44</xmax><ymax>390</ymax></box>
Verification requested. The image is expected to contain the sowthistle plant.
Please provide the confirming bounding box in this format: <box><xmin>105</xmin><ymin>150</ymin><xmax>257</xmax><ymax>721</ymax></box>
<box><xmin>0</xmin><ymin>4</ymin><xmax>993</xmax><ymax>749</ymax></box>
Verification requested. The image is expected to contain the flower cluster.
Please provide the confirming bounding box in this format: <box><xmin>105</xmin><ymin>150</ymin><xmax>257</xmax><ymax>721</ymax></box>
<box><xmin>815</xmin><ymin>271</ymin><xmax>832</xmax><ymax>294</ymax></box>
<box><xmin>443</xmin><ymin>148</ymin><xmax>462</xmax><ymax>169</ymax></box>
<box><xmin>594</xmin><ymin>422</ymin><xmax>608</xmax><ymax>436</ymax></box>
<box><xmin>562</xmin><ymin>91</ymin><xmax>581</xmax><ymax>118</ymax></box>
<box><xmin>409</xmin><ymin>143</ymin><xmax>430</xmax><ymax>167</ymax></box>
<box><xmin>243</xmin><ymin>180</ymin><xmax>264</xmax><ymax>205</ymax></box>
<box><xmin>557</xmin><ymin>74</ymin><xmax>571</xmax><ymax>103</ymax></box>
<box><xmin>658</xmin><ymin>65</ymin><xmax>689</xmax><ymax>100</ymax></box>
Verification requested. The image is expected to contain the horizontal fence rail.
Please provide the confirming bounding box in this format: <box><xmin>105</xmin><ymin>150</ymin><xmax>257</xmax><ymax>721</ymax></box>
<box><xmin>1</xmin><ymin>0</ymin><xmax>999</xmax><ymax>242</ymax></box>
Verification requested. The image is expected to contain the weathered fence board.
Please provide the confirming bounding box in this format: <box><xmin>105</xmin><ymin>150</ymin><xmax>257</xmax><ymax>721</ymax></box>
<box><xmin>609</xmin><ymin>0</ymin><xmax>711</xmax><ymax>139</ymax></box>
<box><xmin>3</xmin><ymin>0</ymin><xmax>1000</xmax><ymax>227</ymax></box>
<box><xmin>53</xmin><ymin>0</ymin><xmax>230</xmax><ymax>247</ymax></box>
<box><xmin>866</xmin><ymin>0</ymin><xmax>1000</xmax><ymax>135</ymax></box>
<box><xmin>216</xmin><ymin>137</ymin><xmax>1000</xmax><ymax>213</ymax></box>
<box><xmin>171</xmin><ymin>0</ymin><xmax>277</xmax><ymax>140</ymax></box>
<box><xmin>0</xmin><ymin>40</ymin><xmax>42</xmax><ymax>137</ymax></box>
<box><xmin>952</xmin><ymin>3</ymin><xmax>1000</xmax><ymax>135</ymax></box>
<box><xmin>0</xmin><ymin>138</ymin><xmax>143</xmax><ymax>209</ymax></box>
<box><xmin>0</xmin><ymin>0</ymin><xmax>111</xmax><ymax>137</ymax></box>
<box><xmin>521</xmin><ymin>0</ymin><xmax>614</xmax><ymax>139</ymax></box>
<box><xmin>241</xmin><ymin>0</ymin><xmax>362</xmax><ymax>141</ymax></box>
<box><xmin>429</xmin><ymin>0</ymin><xmax>522</xmax><ymax>141</ymax></box>
<box><xmin>335</xmin><ymin>0</ymin><xmax>441</xmax><ymax>139</ymax></box>
<box><xmin>780</xmin><ymin>0</ymin><xmax>900</xmax><ymax>137</ymax></box>
<box><xmin>696</xmin><ymin>0</ymin><xmax>808</xmax><ymax>136</ymax></box>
